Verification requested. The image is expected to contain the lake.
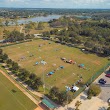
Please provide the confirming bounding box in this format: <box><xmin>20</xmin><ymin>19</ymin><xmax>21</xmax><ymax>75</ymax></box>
<box><xmin>74</xmin><ymin>15</ymin><xmax>91</xmax><ymax>19</ymax></box>
<box><xmin>9</xmin><ymin>15</ymin><xmax>61</xmax><ymax>25</ymax></box>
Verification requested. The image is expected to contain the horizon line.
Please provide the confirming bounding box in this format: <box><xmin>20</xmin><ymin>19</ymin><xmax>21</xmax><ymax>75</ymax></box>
<box><xmin>0</xmin><ymin>7</ymin><xmax>110</xmax><ymax>10</ymax></box>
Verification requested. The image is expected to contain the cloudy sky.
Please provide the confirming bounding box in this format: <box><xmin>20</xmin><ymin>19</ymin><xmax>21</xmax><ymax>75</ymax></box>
<box><xmin>0</xmin><ymin>0</ymin><xmax>110</xmax><ymax>9</ymax></box>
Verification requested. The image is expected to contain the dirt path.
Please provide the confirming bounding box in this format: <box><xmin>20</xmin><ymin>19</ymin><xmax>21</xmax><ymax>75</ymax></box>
<box><xmin>19</xmin><ymin>26</ymin><xmax>23</xmax><ymax>33</ymax></box>
<box><xmin>0</xmin><ymin>69</ymin><xmax>43</xmax><ymax>110</ymax></box>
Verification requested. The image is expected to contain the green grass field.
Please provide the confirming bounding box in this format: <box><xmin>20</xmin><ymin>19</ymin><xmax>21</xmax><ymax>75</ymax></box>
<box><xmin>2</xmin><ymin>39</ymin><xmax>109</xmax><ymax>91</ymax></box>
<box><xmin>0</xmin><ymin>71</ymin><xmax>36</xmax><ymax>110</ymax></box>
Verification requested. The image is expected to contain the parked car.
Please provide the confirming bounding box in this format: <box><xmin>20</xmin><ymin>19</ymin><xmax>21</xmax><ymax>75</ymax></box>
<box><xmin>98</xmin><ymin>78</ymin><xmax>106</xmax><ymax>84</ymax></box>
<box><xmin>105</xmin><ymin>74</ymin><xmax>110</xmax><ymax>78</ymax></box>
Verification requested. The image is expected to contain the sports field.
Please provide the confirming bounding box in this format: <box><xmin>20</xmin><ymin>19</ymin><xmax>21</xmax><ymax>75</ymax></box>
<box><xmin>0</xmin><ymin>71</ymin><xmax>36</xmax><ymax>110</ymax></box>
<box><xmin>2</xmin><ymin>39</ymin><xmax>109</xmax><ymax>90</ymax></box>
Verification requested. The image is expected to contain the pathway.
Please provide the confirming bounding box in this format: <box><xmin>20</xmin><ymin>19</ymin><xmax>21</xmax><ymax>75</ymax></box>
<box><xmin>19</xmin><ymin>25</ymin><xmax>23</xmax><ymax>33</ymax></box>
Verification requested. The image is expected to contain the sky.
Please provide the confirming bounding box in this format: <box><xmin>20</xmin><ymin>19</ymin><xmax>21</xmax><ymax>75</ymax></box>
<box><xmin>0</xmin><ymin>0</ymin><xmax>110</xmax><ymax>9</ymax></box>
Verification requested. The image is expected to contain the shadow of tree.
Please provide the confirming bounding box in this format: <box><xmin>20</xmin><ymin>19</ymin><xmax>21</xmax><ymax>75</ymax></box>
<box><xmin>67</xmin><ymin>107</ymin><xmax>74</xmax><ymax>110</ymax></box>
<box><xmin>98</xmin><ymin>107</ymin><xmax>106</xmax><ymax>110</ymax></box>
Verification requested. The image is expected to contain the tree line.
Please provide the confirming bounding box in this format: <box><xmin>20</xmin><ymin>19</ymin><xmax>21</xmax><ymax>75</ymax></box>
<box><xmin>43</xmin><ymin>17</ymin><xmax>110</xmax><ymax>56</ymax></box>
<box><xmin>3</xmin><ymin>30</ymin><xmax>34</xmax><ymax>42</ymax></box>
<box><xmin>1</xmin><ymin>8</ymin><xmax>110</xmax><ymax>20</ymax></box>
<box><xmin>0</xmin><ymin>48</ymin><xmax>43</xmax><ymax>91</ymax></box>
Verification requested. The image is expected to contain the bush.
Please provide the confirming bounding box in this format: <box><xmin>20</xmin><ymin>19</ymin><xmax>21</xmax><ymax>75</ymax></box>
<box><xmin>87</xmin><ymin>94</ymin><xmax>92</xmax><ymax>99</ymax></box>
<box><xmin>88</xmin><ymin>84</ymin><xmax>101</xmax><ymax>97</ymax></box>
<box><xmin>107</xmin><ymin>107</ymin><xmax>110</xmax><ymax>110</ymax></box>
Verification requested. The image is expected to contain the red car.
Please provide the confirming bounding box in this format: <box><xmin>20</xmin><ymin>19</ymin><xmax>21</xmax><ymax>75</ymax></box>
<box><xmin>105</xmin><ymin>74</ymin><xmax>110</xmax><ymax>78</ymax></box>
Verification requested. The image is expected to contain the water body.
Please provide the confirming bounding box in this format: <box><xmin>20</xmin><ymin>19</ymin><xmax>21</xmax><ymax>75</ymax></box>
<box><xmin>9</xmin><ymin>15</ymin><xmax>61</xmax><ymax>25</ymax></box>
<box><xmin>74</xmin><ymin>15</ymin><xmax>91</xmax><ymax>19</ymax></box>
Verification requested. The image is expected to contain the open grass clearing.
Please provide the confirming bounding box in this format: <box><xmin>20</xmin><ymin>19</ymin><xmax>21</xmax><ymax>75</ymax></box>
<box><xmin>2</xmin><ymin>39</ymin><xmax>109</xmax><ymax>91</ymax></box>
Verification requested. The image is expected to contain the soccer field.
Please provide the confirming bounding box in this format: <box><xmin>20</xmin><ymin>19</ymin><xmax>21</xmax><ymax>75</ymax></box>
<box><xmin>2</xmin><ymin>39</ymin><xmax>109</xmax><ymax>90</ymax></box>
<box><xmin>0</xmin><ymin>72</ymin><xmax>36</xmax><ymax>110</ymax></box>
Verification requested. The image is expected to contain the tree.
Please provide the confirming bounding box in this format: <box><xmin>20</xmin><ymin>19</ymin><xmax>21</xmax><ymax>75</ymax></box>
<box><xmin>58</xmin><ymin>91</ymin><xmax>67</xmax><ymax>105</ymax></box>
<box><xmin>18</xmin><ymin>68</ymin><xmax>30</xmax><ymax>81</ymax></box>
<box><xmin>50</xmin><ymin>29</ymin><xmax>58</xmax><ymax>35</ymax></box>
<box><xmin>0</xmin><ymin>19</ymin><xmax>3</xmax><ymax>27</ymax></box>
<box><xmin>31</xmin><ymin>77</ymin><xmax>43</xmax><ymax>90</ymax></box>
<box><xmin>25</xmin><ymin>34</ymin><xmax>34</xmax><ymax>39</ymax></box>
<box><xmin>43</xmin><ymin>31</ymin><xmax>50</xmax><ymax>38</ymax></box>
<box><xmin>13</xmin><ymin>19</ymin><xmax>18</xmax><ymax>26</ymax></box>
<box><xmin>25</xmin><ymin>21</ymin><xmax>37</xmax><ymax>29</ymax></box>
<box><xmin>49</xmin><ymin>86</ymin><xmax>59</xmax><ymax>98</ymax></box>
<box><xmin>26</xmin><ymin>73</ymin><xmax>37</xmax><ymax>86</ymax></box>
<box><xmin>11</xmin><ymin>62</ymin><xmax>19</xmax><ymax>71</ymax></box>
<box><xmin>24</xmin><ymin>28</ymin><xmax>31</xmax><ymax>34</ymax></box>
<box><xmin>4</xmin><ymin>30</ymin><xmax>25</xmax><ymax>42</ymax></box>
<box><xmin>1</xmin><ymin>53</ymin><xmax>8</xmax><ymax>62</ymax></box>
<box><xmin>0</xmin><ymin>49</ymin><xmax>3</xmax><ymax>54</ymax></box>
<box><xmin>87</xmin><ymin>84</ymin><xmax>101</xmax><ymax>98</ymax></box>
<box><xmin>5</xmin><ymin>20</ymin><xmax>9</xmax><ymax>26</ymax></box>
<box><xmin>6</xmin><ymin>59</ymin><xmax>13</xmax><ymax>67</ymax></box>
<box><xmin>29</xmin><ymin>73</ymin><xmax>37</xmax><ymax>81</ymax></box>
<box><xmin>75</xmin><ymin>101</ymin><xmax>82</xmax><ymax>110</ymax></box>
<box><xmin>3</xmin><ymin>29</ymin><xmax>10</xmax><ymax>39</ymax></box>
<box><xmin>107</xmin><ymin>107</ymin><xmax>110</xmax><ymax>110</ymax></box>
<box><xmin>37</xmin><ymin>22</ymin><xmax>44</xmax><ymax>30</ymax></box>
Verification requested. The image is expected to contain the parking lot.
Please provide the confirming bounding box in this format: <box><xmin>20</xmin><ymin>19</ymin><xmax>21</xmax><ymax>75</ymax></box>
<box><xmin>95</xmin><ymin>71</ymin><xmax>110</xmax><ymax>103</ymax></box>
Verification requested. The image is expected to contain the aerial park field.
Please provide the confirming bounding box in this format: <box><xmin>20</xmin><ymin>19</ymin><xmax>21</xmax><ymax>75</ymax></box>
<box><xmin>2</xmin><ymin>39</ymin><xmax>109</xmax><ymax>91</ymax></box>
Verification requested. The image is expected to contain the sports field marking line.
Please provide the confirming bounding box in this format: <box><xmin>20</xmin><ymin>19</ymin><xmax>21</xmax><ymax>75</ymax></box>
<box><xmin>0</xmin><ymin>78</ymin><xmax>27</xmax><ymax>110</ymax></box>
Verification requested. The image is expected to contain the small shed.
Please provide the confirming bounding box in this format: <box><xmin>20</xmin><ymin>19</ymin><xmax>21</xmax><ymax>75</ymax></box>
<box><xmin>41</xmin><ymin>99</ymin><xmax>56</xmax><ymax>110</ymax></box>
